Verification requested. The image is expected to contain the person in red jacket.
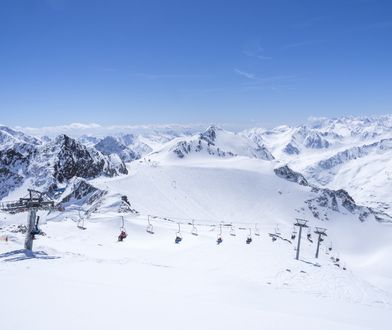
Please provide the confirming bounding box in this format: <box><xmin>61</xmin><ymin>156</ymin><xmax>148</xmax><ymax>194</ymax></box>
<box><xmin>118</xmin><ymin>230</ymin><xmax>127</xmax><ymax>242</ymax></box>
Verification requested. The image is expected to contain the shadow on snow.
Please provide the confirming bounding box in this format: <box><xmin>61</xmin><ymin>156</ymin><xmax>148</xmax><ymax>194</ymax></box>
<box><xmin>0</xmin><ymin>249</ymin><xmax>60</xmax><ymax>262</ymax></box>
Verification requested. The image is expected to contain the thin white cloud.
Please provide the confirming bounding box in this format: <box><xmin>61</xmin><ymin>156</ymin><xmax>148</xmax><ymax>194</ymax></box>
<box><xmin>291</xmin><ymin>16</ymin><xmax>328</xmax><ymax>29</ymax></box>
<box><xmin>242</xmin><ymin>43</ymin><xmax>272</xmax><ymax>60</ymax></box>
<box><xmin>281</xmin><ymin>40</ymin><xmax>321</xmax><ymax>50</ymax></box>
<box><xmin>354</xmin><ymin>21</ymin><xmax>392</xmax><ymax>31</ymax></box>
<box><xmin>15</xmin><ymin>123</ymin><xmax>212</xmax><ymax>138</ymax></box>
<box><xmin>131</xmin><ymin>73</ymin><xmax>209</xmax><ymax>80</ymax></box>
<box><xmin>234</xmin><ymin>69</ymin><xmax>258</xmax><ymax>80</ymax></box>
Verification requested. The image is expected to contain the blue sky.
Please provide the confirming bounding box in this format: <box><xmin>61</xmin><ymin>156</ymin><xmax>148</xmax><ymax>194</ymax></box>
<box><xmin>0</xmin><ymin>0</ymin><xmax>391</xmax><ymax>127</ymax></box>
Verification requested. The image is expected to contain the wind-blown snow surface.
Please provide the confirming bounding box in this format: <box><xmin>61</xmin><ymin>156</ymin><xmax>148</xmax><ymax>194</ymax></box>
<box><xmin>1</xmin><ymin>214</ymin><xmax>391</xmax><ymax>330</ymax></box>
<box><xmin>1</xmin><ymin>118</ymin><xmax>392</xmax><ymax>329</ymax></box>
<box><xmin>1</xmin><ymin>156</ymin><xmax>392</xmax><ymax>330</ymax></box>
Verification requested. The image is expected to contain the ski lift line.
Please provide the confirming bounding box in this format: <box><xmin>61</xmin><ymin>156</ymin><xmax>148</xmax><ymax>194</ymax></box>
<box><xmin>108</xmin><ymin>213</ymin><xmax>300</xmax><ymax>238</ymax></box>
<box><xmin>143</xmin><ymin>213</ymin><xmax>269</xmax><ymax>227</ymax></box>
<box><xmin>139</xmin><ymin>213</ymin><xmax>280</xmax><ymax>230</ymax></box>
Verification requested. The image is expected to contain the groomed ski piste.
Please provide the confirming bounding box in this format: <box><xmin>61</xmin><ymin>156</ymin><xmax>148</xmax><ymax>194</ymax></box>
<box><xmin>1</xmin><ymin>148</ymin><xmax>392</xmax><ymax>329</ymax></box>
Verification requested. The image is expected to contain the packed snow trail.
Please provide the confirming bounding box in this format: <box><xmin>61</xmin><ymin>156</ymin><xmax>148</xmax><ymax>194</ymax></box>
<box><xmin>1</xmin><ymin>215</ymin><xmax>391</xmax><ymax>330</ymax></box>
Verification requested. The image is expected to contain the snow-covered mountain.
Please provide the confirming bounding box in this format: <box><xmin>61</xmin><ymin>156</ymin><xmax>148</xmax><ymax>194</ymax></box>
<box><xmin>0</xmin><ymin>132</ymin><xmax>128</xmax><ymax>200</ymax></box>
<box><xmin>244</xmin><ymin>115</ymin><xmax>392</xmax><ymax>216</ymax></box>
<box><xmin>151</xmin><ymin>125</ymin><xmax>274</xmax><ymax>161</ymax></box>
<box><xmin>2</xmin><ymin>117</ymin><xmax>392</xmax><ymax>330</ymax></box>
<box><xmin>2</xmin><ymin>117</ymin><xmax>392</xmax><ymax>221</ymax></box>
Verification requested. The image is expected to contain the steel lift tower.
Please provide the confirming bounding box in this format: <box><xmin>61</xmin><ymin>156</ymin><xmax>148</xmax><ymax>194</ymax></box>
<box><xmin>294</xmin><ymin>218</ymin><xmax>309</xmax><ymax>260</ymax></box>
<box><xmin>0</xmin><ymin>189</ymin><xmax>55</xmax><ymax>251</ymax></box>
<box><xmin>314</xmin><ymin>227</ymin><xmax>327</xmax><ymax>259</ymax></box>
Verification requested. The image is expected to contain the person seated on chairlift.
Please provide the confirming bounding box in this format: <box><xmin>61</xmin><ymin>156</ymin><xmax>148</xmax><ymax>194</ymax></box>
<box><xmin>118</xmin><ymin>230</ymin><xmax>127</xmax><ymax>242</ymax></box>
<box><xmin>31</xmin><ymin>216</ymin><xmax>41</xmax><ymax>239</ymax></box>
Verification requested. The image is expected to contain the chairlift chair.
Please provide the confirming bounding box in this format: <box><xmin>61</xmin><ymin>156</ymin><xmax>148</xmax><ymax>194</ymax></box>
<box><xmin>175</xmin><ymin>223</ymin><xmax>183</xmax><ymax>244</ymax></box>
<box><xmin>307</xmin><ymin>227</ymin><xmax>312</xmax><ymax>238</ymax></box>
<box><xmin>31</xmin><ymin>216</ymin><xmax>41</xmax><ymax>239</ymax></box>
<box><xmin>291</xmin><ymin>225</ymin><xmax>297</xmax><ymax>240</ymax></box>
<box><xmin>230</xmin><ymin>223</ymin><xmax>236</xmax><ymax>236</ymax></box>
<box><xmin>246</xmin><ymin>228</ymin><xmax>252</xmax><ymax>244</ymax></box>
<box><xmin>118</xmin><ymin>216</ymin><xmax>127</xmax><ymax>242</ymax></box>
<box><xmin>146</xmin><ymin>215</ymin><xmax>154</xmax><ymax>234</ymax></box>
<box><xmin>175</xmin><ymin>234</ymin><xmax>182</xmax><ymax>244</ymax></box>
<box><xmin>118</xmin><ymin>230</ymin><xmax>127</xmax><ymax>242</ymax></box>
<box><xmin>77</xmin><ymin>219</ymin><xmax>87</xmax><ymax>230</ymax></box>
<box><xmin>191</xmin><ymin>220</ymin><xmax>198</xmax><ymax>236</ymax></box>
<box><xmin>255</xmin><ymin>224</ymin><xmax>260</xmax><ymax>236</ymax></box>
<box><xmin>77</xmin><ymin>208</ymin><xmax>87</xmax><ymax>230</ymax></box>
<box><xmin>216</xmin><ymin>223</ymin><xmax>223</xmax><ymax>244</ymax></box>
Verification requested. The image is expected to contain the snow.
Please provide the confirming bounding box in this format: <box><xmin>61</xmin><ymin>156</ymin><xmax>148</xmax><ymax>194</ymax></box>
<box><xmin>1</xmin><ymin>212</ymin><xmax>391</xmax><ymax>330</ymax></box>
<box><xmin>2</xmin><ymin>116</ymin><xmax>392</xmax><ymax>329</ymax></box>
<box><xmin>2</xmin><ymin>155</ymin><xmax>392</xmax><ymax>329</ymax></box>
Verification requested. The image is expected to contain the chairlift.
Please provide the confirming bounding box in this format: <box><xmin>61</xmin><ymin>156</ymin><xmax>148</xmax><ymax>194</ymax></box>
<box><xmin>146</xmin><ymin>215</ymin><xmax>154</xmax><ymax>234</ymax></box>
<box><xmin>307</xmin><ymin>227</ymin><xmax>313</xmax><ymax>241</ymax></box>
<box><xmin>175</xmin><ymin>223</ymin><xmax>182</xmax><ymax>244</ymax></box>
<box><xmin>246</xmin><ymin>228</ymin><xmax>252</xmax><ymax>244</ymax></box>
<box><xmin>272</xmin><ymin>235</ymin><xmax>277</xmax><ymax>242</ymax></box>
<box><xmin>118</xmin><ymin>216</ymin><xmax>127</xmax><ymax>242</ymax></box>
<box><xmin>329</xmin><ymin>242</ymin><xmax>333</xmax><ymax>251</ymax></box>
<box><xmin>275</xmin><ymin>225</ymin><xmax>281</xmax><ymax>235</ymax></box>
<box><xmin>229</xmin><ymin>223</ymin><xmax>236</xmax><ymax>236</ymax></box>
<box><xmin>255</xmin><ymin>224</ymin><xmax>260</xmax><ymax>236</ymax></box>
<box><xmin>31</xmin><ymin>216</ymin><xmax>41</xmax><ymax>239</ymax></box>
<box><xmin>77</xmin><ymin>209</ymin><xmax>86</xmax><ymax>230</ymax></box>
<box><xmin>191</xmin><ymin>220</ymin><xmax>198</xmax><ymax>236</ymax></box>
<box><xmin>291</xmin><ymin>225</ymin><xmax>297</xmax><ymax>240</ymax></box>
<box><xmin>216</xmin><ymin>223</ymin><xmax>223</xmax><ymax>244</ymax></box>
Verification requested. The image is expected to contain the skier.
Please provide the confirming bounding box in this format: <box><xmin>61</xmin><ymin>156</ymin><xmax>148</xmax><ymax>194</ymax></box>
<box><xmin>31</xmin><ymin>216</ymin><xmax>41</xmax><ymax>240</ymax></box>
<box><xmin>118</xmin><ymin>230</ymin><xmax>127</xmax><ymax>242</ymax></box>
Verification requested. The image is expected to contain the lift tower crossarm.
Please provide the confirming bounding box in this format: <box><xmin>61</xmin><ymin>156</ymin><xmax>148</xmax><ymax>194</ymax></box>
<box><xmin>0</xmin><ymin>189</ymin><xmax>55</xmax><ymax>251</ymax></box>
<box><xmin>314</xmin><ymin>227</ymin><xmax>327</xmax><ymax>259</ymax></box>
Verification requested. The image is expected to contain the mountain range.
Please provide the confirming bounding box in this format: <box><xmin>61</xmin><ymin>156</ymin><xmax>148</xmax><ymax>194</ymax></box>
<box><xmin>2</xmin><ymin>116</ymin><xmax>392</xmax><ymax>222</ymax></box>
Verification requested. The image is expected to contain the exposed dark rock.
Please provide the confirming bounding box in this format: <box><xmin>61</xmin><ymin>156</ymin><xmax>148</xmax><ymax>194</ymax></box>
<box><xmin>274</xmin><ymin>165</ymin><xmax>309</xmax><ymax>186</ymax></box>
<box><xmin>283</xmin><ymin>143</ymin><xmax>300</xmax><ymax>155</ymax></box>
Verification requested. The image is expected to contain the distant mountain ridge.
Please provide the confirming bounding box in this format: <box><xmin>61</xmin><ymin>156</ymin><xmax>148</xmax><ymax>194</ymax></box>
<box><xmin>2</xmin><ymin>115</ymin><xmax>392</xmax><ymax>219</ymax></box>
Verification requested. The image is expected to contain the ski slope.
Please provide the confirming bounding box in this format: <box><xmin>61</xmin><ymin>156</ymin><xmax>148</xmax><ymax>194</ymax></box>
<box><xmin>1</xmin><ymin>155</ymin><xmax>392</xmax><ymax>330</ymax></box>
